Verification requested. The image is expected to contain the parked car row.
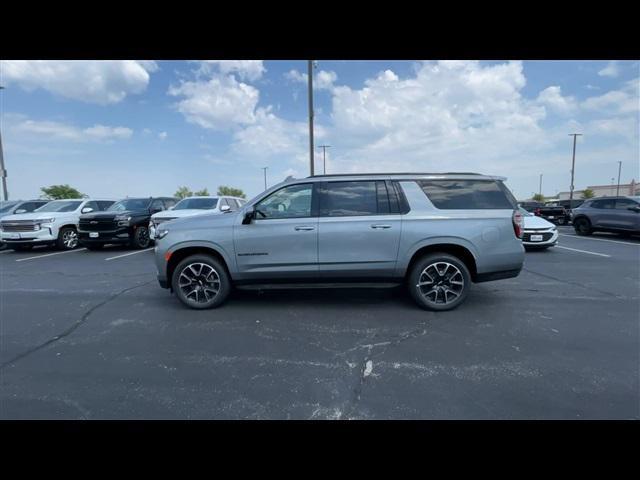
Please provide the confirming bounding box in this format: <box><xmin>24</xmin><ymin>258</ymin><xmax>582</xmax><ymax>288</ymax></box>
<box><xmin>0</xmin><ymin>195</ymin><xmax>246</xmax><ymax>251</ymax></box>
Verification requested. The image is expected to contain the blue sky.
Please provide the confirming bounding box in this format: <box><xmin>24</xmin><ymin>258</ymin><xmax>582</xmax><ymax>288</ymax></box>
<box><xmin>1</xmin><ymin>60</ymin><xmax>638</xmax><ymax>201</ymax></box>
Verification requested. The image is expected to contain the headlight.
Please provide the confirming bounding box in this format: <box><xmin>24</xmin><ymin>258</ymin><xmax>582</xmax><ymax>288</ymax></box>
<box><xmin>155</xmin><ymin>229</ymin><xmax>169</xmax><ymax>240</ymax></box>
<box><xmin>38</xmin><ymin>218</ymin><xmax>55</xmax><ymax>224</ymax></box>
<box><xmin>115</xmin><ymin>215</ymin><xmax>131</xmax><ymax>226</ymax></box>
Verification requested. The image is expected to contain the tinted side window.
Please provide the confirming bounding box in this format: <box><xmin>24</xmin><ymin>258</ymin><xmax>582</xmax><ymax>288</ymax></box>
<box><xmin>97</xmin><ymin>201</ymin><xmax>115</xmax><ymax>211</ymax></box>
<box><xmin>615</xmin><ymin>199</ymin><xmax>638</xmax><ymax>210</ymax></box>
<box><xmin>592</xmin><ymin>199</ymin><xmax>614</xmax><ymax>209</ymax></box>
<box><xmin>319</xmin><ymin>181</ymin><xmax>378</xmax><ymax>217</ymax></box>
<box><xmin>255</xmin><ymin>184</ymin><xmax>312</xmax><ymax>219</ymax></box>
<box><xmin>151</xmin><ymin>199</ymin><xmax>165</xmax><ymax>211</ymax></box>
<box><xmin>83</xmin><ymin>201</ymin><xmax>99</xmax><ymax>211</ymax></box>
<box><xmin>417</xmin><ymin>180</ymin><xmax>514</xmax><ymax>209</ymax></box>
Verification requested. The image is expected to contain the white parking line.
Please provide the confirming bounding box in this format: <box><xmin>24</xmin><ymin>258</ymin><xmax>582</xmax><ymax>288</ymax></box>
<box><xmin>105</xmin><ymin>248</ymin><xmax>154</xmax><ymax>261</ymax></box>
<box><xmin>16</xmin><ymin>248</ymin><xmax>87</xmax><ymax>262</ymax></box>
<box><xmin>555</xmin><ymin>245</ymin><xmax>611</xmax><ymax>257</ymax></box>
<box><xmin>559</xmin><ymin>233</ymin><xmax>639</xmax><ymax>246</ymax></box>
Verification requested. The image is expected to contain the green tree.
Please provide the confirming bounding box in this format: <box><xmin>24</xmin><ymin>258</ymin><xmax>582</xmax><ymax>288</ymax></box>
<box><xmin>581</xmin><ymin>188</ymin><xmax>595</xmax><ymax>199</ymax></box>
<box><xmin>40</xmin><ymin>184</ymin><xmax>85</xmax><ymax>200</ymax></box>
<box><xmin>532</xmin><ymin>193</ymin><xmax>545</xmax><ymax>202</ymax></box>
<box><xmin>193</xmin><ymin>188</ymin><xmax>210</xmax><ymax>196</ymax></box>
<box><xmin>174</xmin><ymin>186</ymin><xmax>193</xmax><ymax>199</ymax></box>
<box><xmin>217</xmin><ymin>186</ymin><xmax>246</xmax><ymax>198</ymax></box>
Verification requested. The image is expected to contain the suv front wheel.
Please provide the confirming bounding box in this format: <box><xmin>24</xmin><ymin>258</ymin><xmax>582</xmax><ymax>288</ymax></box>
<box><xmin>131</xmin><ymin>225</ymin><xmax>151</xmax><ymax>249</ymax></box>
<box><xmin>171</xmin><ymin>254</ymin><xmax>231</xmax><ymax>309</ymax></box>
<box><xmin>57</xmin><ymin>227</ymin><xmax>79</xmax><ymax>250</ymax></box>
<box><xmin>408</xmin><ymin>253</ymin><xmax>471</xmax><ymax>311</ymax></box>
<box><xmin>573</xmin><ymin>218</ymin><xmax>592</xmax><ymax>236</ymax></box>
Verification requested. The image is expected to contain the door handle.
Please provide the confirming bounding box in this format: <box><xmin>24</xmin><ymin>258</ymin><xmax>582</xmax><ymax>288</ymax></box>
<box><xmin>294</xmin><ymin>226</ymin><xmax>315</xmax><ymax>231</ymax></box>
<box><xmin>370</xmin><ymin>224</ymin><xmax>391</xmax><ymax>229</ymax></box>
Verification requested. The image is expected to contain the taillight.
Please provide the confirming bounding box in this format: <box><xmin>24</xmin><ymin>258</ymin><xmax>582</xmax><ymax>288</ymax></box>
<box><xmin>513</xmin><ymin>210</ymin><xmax>524</xmax><ymax>238</ymax></box>
<box><xmin>534</xmin><ymin>208</ymin><xmax>541</xmax><ymax>216</ymax></box>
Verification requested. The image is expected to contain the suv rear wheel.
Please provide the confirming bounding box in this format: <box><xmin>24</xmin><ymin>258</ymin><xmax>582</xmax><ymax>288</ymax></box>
<box><xmin>574</xmin><ymin>218</ymin><xmax>592</xmax><ymax>236</ymax></box>
<box><xmin>171</xmin><ymin>254</ymin><xmax>231</xmax><ymax>309</ymax></box>
<box><xmin>408</xmin><ymin>253</ymin><xmax>471</xmax><ymax>311</ymax></box>
<box><xmin>57</xmin><ymin>227</ymin><xmax>79</xmax><ymax>250</ymax></box>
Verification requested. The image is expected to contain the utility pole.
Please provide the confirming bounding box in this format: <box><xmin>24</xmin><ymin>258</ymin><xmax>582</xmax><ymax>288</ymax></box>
<box><xmin>539</xmin><ymin>174</ymin><xmax>543</xmax><ymax>197</ymax></box>
<box><xmin>261</xmin><ymin>167</ymin><xmax>268</xmax><ymax>191</ymax></box>
<box><xmin>568</xmin><ymin>133</ymin><xmax>582</xmax><ymax>207</ymax></box>
<box><xmin>307</xmin><ymin>60</ymin><xmax>315</xmax><ymax>176</ymax></box>
<box><xmin>318</xmin><ymin>145</ymin><xmax>331</xmax><ymax>175</ymax></box>
<box><xmin>0</xmin><ymin>85</ymin><xmax>8</xmax><ymax>201</ymax></box>
<box><xmin>616</xmin><ymin>161</ymin><xmax>622</xmax><ymax>196</ymax></box>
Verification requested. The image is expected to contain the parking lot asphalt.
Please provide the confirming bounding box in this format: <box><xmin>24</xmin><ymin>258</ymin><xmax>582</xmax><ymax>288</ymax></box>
<box><xmin>1</xmin><ymin>226</ymin><xmax>638</xmax><ymax>419</ymax></box>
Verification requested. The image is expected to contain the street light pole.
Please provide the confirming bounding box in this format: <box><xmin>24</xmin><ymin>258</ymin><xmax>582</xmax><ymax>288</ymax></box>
<box><xmin>616</xmin><ymin>161</ymin><xmax>622</xmax><ymax>196</ymax></box>
<box><xmin>568</xmin><ymin>133</ymin><xmax>582</xmax><ymax>208</ymax></box>
<box><xmin>307</xmin><ymin>60</ymin><xmax>315</xmax><ymax>177</ymax></box>
<box><xmin>0</xmin><ymin>85</ymin><xmax>8</xmax><ymax>201</ymax></box>
<box><xmin>318</xmin><ymin>145</ymin><xmax>331</xmax><ymax>175</ymax></box>
<box><xmin>539</xmin><ymin>174</ymin><xmax>543</xmax><ymax>197</ymax></box>
<box><xmin>261</xmin><ymin>167</ymin><xmax>268</xmax><ymax>191</ymax></box>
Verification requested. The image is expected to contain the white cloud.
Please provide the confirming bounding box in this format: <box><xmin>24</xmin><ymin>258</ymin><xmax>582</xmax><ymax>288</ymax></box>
<box><xmin>0</xmin><ymin>60</ymin><xmax>155</xmax><ymax>104</ymax></box>
<box><xmin>11</xmin><ymin>117</ymin><xmax>132</xmax><ymax>142</ymax></box>
<box><xmin>598</xmin><ymin>61</ymin><xmax>619</xmax><ymax>78</ymax></box>
<box><xmin>200</xmin><ymin>60</ymin><xmax>265</xmax><ymax>81</ymax></box>
<box><xmin>285</xmin><ymin>69</ymin><xmax>338</xmax><ymax>90</ymax></box>
<box><xmin>168</xmin><ymin>74</ymin><xmax>259</xmax><ymax>130</ymax></box>
<box><xmin>536</xmin><ymin>86</ymin><xmax>577</xmax><ymax>114</ymax></box>
<box><xmin>158</xmin><ymin>131</ymin><xmax>168</xmax><ymax>140</ymax></box>
<box><xmin>582</xmin><ymin>79</ymin><xmax>639</xmax><ymax>114</ymax></box>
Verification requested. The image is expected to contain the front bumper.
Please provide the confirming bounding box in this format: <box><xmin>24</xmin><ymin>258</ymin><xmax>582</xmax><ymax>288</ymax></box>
<box><xmin>0</xmin><ymin>228</ymin><xmax>56</xmax><ymax>245</ymax></box>
<box><xmin>522</xmin><ymin>228</ymin><xmax>558</xmax><ymax>247</ymax></box>
<box><xmin>78</xmin><ymin>227</ymin><xmax>132</xmax><ymax>244</ymax></box>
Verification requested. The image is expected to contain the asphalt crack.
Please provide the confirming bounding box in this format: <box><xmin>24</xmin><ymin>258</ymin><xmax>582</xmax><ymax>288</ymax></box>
<box><xmin>0</xmin><ymin>280</ymin><xmax>154</xmax><ymax>370</ymax></box>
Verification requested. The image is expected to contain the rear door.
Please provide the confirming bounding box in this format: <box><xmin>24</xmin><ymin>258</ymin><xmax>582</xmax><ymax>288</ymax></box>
<box><xmin>590</xmin><ymin>199</ymin><xmax>616</xmax><ymax>227</ymax></box>
<box><xmin>317</xmin><ymin>180</ymin><xmax>401</xmax><ymax>278</ymax></box>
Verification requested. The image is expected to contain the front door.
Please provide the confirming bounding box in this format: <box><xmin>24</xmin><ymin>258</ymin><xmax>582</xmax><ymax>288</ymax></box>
<box><xmin>233</xmin><ymin>183</ymin><xmax>318</xmax><ymax>280</ymax></box>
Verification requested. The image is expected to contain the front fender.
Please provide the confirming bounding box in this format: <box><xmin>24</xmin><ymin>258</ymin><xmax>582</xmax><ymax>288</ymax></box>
<box><xmin>165</xmin><ymin>239</ymin><xmax>236</xmax><ymax>274</ymax></box>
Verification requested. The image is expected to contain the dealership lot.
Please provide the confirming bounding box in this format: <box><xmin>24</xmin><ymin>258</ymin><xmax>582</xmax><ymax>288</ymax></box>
<box><xmin>0</xmin><ymin>225</ymin><xmax>638</xmax><ymax>419</ymax></box>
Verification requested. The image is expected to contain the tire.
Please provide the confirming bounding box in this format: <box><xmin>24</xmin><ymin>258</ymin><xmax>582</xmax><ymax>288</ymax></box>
<box><xmin>57</xmin><ymin>227</ymin><xmax>79</xmax><ymax>250</ymax></box>
<box><xmin>573</xmin><ymin>218</ymin><xmax>592</xmax><ymax>236</ymax></box>
<box><xmin>85</xmin><ymin>243</ymin><xmax>104</xmax><ymax>250</ymax></box>
<box><xmin>12</xmin><ymin>244</ymin><xmax>33</xmax><ymax>252</ymax></box>
<box><xmin>130</xmin><ymin>225</ymin><xmax>151</xmax><ymax>249</ymax></box>
<box><xmin>408</xmin><ymin>253</ymin><xmax>471</xmax><ymax>311</ymax></box>
<box><xmin>171</xmin><ymin>254</ymin><xmax>231</xmax><ymax>309</ymax></box>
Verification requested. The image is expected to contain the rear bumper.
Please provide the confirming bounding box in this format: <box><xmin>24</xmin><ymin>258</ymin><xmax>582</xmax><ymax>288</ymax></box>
<box><xmin>158</xmin><ymin>275</ymin><xmax>169</xmax><ymax>289</ymax></box>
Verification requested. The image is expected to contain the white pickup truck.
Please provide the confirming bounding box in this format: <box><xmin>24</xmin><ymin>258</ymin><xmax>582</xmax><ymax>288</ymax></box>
<box><xmin>0</xmin><ymin>198</ymin><xmax>116</xmax><ymax>251</ymax></box>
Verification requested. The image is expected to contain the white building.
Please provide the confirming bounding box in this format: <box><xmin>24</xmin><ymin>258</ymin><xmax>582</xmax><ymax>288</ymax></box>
<box><xmin>558</xmin><ymin>179</ymin><xmax>639</xmax><ymax>200</ymax></box>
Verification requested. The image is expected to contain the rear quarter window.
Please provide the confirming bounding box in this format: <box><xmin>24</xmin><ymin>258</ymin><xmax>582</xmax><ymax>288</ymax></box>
<box><xmin>417</xmin><ymin>180</ymin><xmax>516</xmax><ymax>209</ymax></box>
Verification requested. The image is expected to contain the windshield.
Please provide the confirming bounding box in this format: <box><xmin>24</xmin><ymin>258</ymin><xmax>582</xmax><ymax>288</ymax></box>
<box><xmin>108</xmin><ymin>199</ymin><xmax>151</xmax><ymax>212</ymax></box>
<box><xmin>0</xmin><ymin>201</ymin><xmax>20</xmax><ymax>213</ymax></box>
<box><xmin>174</xmin><ymin>198</ymin><xmax>218</xmax><ymax>210</ymax></box>
<box><xmin>35</xmin><ymin>200</ymin><xmax>82</xmax><ymax>212</ymax></box>
<box><xmin>518</xmin><ymin>207</ymin><xmax>533</xmax><ymax>216</ymax></box>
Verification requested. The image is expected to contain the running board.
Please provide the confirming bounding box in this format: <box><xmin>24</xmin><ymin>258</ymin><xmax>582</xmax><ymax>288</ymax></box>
<box><xmin>236</xmin><ymin>282</ymin><xmax>402</xmax><ymax>291</ymax></box>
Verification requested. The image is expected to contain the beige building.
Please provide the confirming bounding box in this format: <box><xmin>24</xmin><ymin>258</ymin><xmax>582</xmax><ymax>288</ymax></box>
<box><xmin>559</xmin><ymin>179</ymin><xmax>639</xmax><ymax>200</ymax></box>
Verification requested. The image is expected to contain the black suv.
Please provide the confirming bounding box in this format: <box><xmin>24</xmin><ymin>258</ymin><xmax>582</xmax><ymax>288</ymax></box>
<box><xmin>78</xmin><ymin>197</ymin><xmax>177</xmax><ymax>249</ymax></box>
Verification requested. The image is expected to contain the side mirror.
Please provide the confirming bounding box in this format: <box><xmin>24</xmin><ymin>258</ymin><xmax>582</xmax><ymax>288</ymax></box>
<box><xmin>220</xmin><ymin>205</ymin><xmax>231</xmax><ymax>213</ymax></box>
<box><xmin>242</xmin><ymin>207</ymin><xmax>255</xmax><ymax>225</ymax></box>
<box><xmin>81</xmin><ymin>207</ymin><xmax>94</xmax><ymax>214</ymax></box>
<box><xmin>14</xmin><ymin>209</ymin><xmax>27</xmax><ymax>214</ymax></box>
<box><xmin>628</xmin><ymin>206</ymin><xmax>640</xmax><ymax>212</ymax></box>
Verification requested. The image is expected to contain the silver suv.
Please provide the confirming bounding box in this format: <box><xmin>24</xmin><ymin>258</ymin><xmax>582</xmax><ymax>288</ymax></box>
<box><xmin>153</xmin><ymin>173</ymin><xmax>525</xmax><ymax>311</ymax></box>
<box><xmin>571</xmin><ymin>196</ymin><xmax>640</xmax><ymax>236</ymax></box>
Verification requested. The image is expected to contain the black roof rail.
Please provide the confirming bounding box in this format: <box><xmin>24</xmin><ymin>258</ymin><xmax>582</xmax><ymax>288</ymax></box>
<box><xmin>306</xmin><ymin>172</ymin><xmax>483</xmax><ymax>178</ymax></box>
